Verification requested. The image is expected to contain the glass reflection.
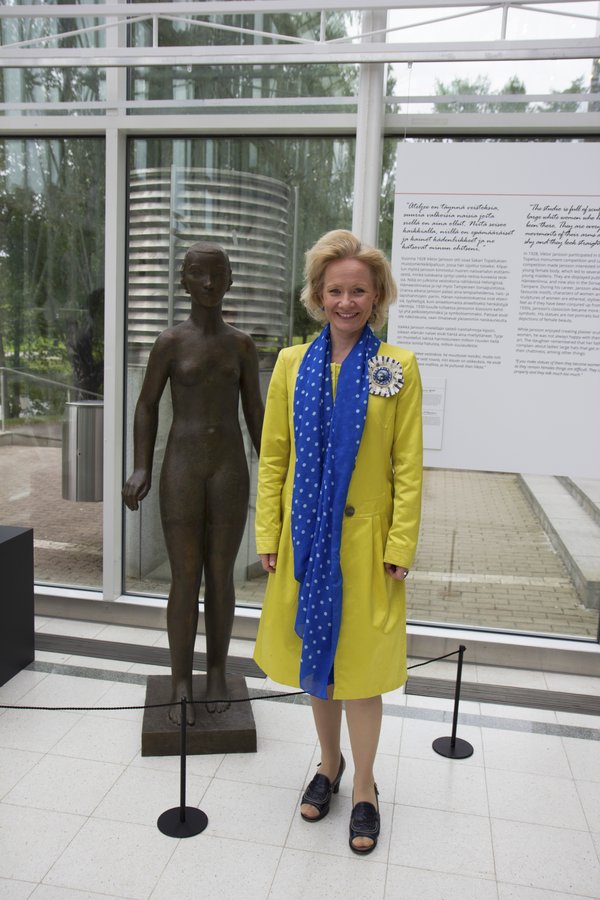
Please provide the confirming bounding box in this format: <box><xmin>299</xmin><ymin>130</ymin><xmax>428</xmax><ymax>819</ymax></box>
<box><xmin>0</xmin><ymin>137</ymin><xmax>105</xmax><ymax>589</ymax></box>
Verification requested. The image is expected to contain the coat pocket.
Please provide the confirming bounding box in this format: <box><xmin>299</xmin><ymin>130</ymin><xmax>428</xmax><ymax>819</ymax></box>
<box><xmin>370</xmin><ymin>514</ymin><xmax>404</xmax><ymax>634</ymax></box>
<box><xmin>341</xmin><ymin>513</ymin><xmax>403</xmax><ymax>635</ymax></box>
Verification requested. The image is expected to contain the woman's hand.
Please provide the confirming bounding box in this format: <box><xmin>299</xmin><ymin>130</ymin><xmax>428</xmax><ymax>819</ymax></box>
<box><xmin>259</xmin><ymin>553</ymin><xmax>277</xmax><ymax>573</ymax></box>
<box><xmin>384</xmin><ymin>563</ymin><xmax>409</xmax><ymax>581</ymax></box>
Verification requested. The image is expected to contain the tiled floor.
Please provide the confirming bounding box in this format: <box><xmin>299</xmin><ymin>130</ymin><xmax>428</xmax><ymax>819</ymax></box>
<box><xmin>0</xmin><ymin>618</ymin><xmax>599</xmax><ymax>900</ymax></box>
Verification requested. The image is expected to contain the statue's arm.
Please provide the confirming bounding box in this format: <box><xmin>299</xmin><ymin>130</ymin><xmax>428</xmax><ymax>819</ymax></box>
<box><xmin>122</xmin><ymin>334</ymin><xmax>172</xmax><ymax>511</ymax></box>
<box><xmin>239</xmin><ymin>335</ymin><xmax>264</xmax><ymax>456</ymax></box>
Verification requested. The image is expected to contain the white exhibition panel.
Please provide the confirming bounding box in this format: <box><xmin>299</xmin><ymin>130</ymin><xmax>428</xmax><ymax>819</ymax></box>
<box><xmin>388</xmin><ymin>142</ymin><xmax>600</xmax><ymax>477</ymax></box>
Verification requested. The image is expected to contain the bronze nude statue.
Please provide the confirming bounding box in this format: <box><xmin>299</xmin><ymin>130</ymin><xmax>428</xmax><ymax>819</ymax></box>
<box><xmin>123</xmin><ymin>242</ymin><xmax>264</xmax><ymax>725</ymax></box>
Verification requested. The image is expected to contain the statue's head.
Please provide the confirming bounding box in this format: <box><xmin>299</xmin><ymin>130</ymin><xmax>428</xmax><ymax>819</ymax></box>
<box><xmin>180</xmin><ymin>242</ymin><xmax>233</xmax><ymax>296</ymax></box>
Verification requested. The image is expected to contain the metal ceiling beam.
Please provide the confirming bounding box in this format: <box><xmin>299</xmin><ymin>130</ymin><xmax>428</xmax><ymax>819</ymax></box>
<box><xmin>0</xmin><ymin>111</ymin><xmax>598</xmax><ymax>136</ymax></box>
<box><xmin>1</xmin><ymin>38</ymin><xmax>599</xmax><ymax>67</ymax></box>
<box><xmin>3</xmin><ymin>1</ymin><xmax>594</xmax><ymax>14</ymax></box>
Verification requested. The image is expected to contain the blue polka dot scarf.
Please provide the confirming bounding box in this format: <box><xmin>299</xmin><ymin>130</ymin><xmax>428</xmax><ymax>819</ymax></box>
<box><xmin>291</xmin><ymin>323</ymin><xmax>380</xmax><ymax>699</ymax></box>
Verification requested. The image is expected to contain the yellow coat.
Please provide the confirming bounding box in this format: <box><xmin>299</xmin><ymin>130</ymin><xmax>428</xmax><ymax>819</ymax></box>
<box><xmin>254</xmin><ymin>340</ymin><xmax>423</xmax><ymax>699</ymax></box>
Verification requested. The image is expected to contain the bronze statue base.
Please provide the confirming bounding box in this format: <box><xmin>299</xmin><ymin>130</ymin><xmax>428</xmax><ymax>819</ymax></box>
<box><xmin>141</xmin><ymin>674</ymin><xmax>257</xmax><ymax>757</ymax></box>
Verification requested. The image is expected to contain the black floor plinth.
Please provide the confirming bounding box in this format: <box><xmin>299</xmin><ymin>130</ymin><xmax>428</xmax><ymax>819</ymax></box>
<box><xmin>141</xmin><ymin>674</ymin><xmax>257</xmax><ymax>757</ymax></box>
<box><xmin>0</xmin><ymin>526</ymin><xmax>34</xmax><ymax>687</ymax></box>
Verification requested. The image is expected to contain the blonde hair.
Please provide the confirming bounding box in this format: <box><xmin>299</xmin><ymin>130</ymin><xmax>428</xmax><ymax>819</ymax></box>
<box><xmin>300</xmin><ymin>230</ymin><xmax>397</xmax><ymax>331</ymax></box>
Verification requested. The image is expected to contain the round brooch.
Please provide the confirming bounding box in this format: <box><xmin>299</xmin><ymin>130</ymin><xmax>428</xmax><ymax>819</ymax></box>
<box><xmin>368</xmin><ymin>355</ymin><xmax>404</xmax><ymax>397</ymax></box>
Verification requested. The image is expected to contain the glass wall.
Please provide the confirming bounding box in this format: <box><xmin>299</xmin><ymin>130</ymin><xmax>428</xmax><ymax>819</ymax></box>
<box><xmin>0</xmin><ymin>137</ymin><xmax>105</xmax><ymax>588</ymax></box>
<box><xmin>121</xmin><ymin>131</ymin><xmax>600</xmax><ymax>644</ymax></box>
<box><xmin>0</xmin><ymin>4</ymin><xmax>105</xmax><ymax>115</ymax></box>
<box><xmin>123</xmin><ymin>134</ymin><xmax>356</xmax><ymax>597</ymax></box>
<box><xmin>129</xmin><ymin>8</ymin><xmax>360</xmax><ymax>114</ymax></box>
<box><xmin>380</xmin><ymin>134</ymin><xmax>600</xmax><ymax>641</ymax></box>
<box><xmin>385</xmin><ymin>1</ymin><xmax>600</xmax><ymax>117</ymax></box>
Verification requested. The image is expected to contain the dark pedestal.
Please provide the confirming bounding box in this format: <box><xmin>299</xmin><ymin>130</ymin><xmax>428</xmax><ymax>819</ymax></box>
<box><xmin>0</xmin><ymin>526</ymin><xmax>34</xmax><ymax>687</ymax></box>
<box><xmin>141</xmin><ymin>673</ymin><xmax>257</xmax><ymax>757</ymax></box>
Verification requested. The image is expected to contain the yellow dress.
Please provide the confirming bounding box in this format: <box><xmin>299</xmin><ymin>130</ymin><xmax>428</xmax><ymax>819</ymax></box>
<box><xmin>254</xmin><ymin>341</ymin><xmax>423</xmax><ymax>699</ymax></box>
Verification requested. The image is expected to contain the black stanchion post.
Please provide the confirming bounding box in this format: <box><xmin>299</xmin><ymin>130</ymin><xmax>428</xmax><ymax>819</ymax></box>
<box><xmin>157</xmin><ymin>697</ymin><xmax>209</xmax><ymax>837</ymax></box>
<box><xmin>432</xmin><ymin>645</ymin><xmax>474</xmax><ymax>760</ymax></box>
<box><xmin>179</xmin><ymin>697</ymin><xmax>187</xmax><ymax>822</ymax></box>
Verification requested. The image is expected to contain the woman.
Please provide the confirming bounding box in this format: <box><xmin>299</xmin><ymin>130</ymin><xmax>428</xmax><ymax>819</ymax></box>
<box><xmin>254</xmin><ymin>229</ymin><xmax>422</xmax><ymax>854</ymax></box>
<box><xmin>123</xmin><ymin>241</ymin><xmax>263</xmax><ymax>725</ymax></box>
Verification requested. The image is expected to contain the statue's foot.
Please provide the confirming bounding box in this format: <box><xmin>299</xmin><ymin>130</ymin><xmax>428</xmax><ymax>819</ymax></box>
<box><xmin>168</xmin><ymin>683</ymin><xmax>196</xmax><ymax>726</ymax></box>
<box><xmin>168</xmin><ymin>699</ymin><xmax>196</xmax><ymax>726</ymax></box>
<box><xmin>205</xmin><ymin>674</ymin><xmax>230</xmax><ymax>714</ymax></box>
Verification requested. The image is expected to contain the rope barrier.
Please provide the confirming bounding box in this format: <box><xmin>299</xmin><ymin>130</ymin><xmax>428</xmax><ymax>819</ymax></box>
<box><xmin>0</xmin><ymin>650</ymin><xmax>462</xmax><ymax>712</ymax></box>
<box><xmin>407</xmin><ymin>649</ymin><xmax>460</xmax><ymax>670</ymax></box>
<box><xmin>1</xmin><ymin>651</ymin><xmax>463</xmax><ymax>711</ymax></box>
<box><xmin>0</xmin><ymin>689</ymin><xmax>307</xmax><ymax>712</ymax></box>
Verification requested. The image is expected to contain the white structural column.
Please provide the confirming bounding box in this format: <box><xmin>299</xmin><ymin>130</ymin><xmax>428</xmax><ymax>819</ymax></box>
<box><xmin>102</xmin><ymin>125</ymin><xmax>127</xmax><ymax>601</ymax></box>
<box><xmin>102</xmin><ymin>1</ymin><xmax>128</xmax><ymax>601</ymax></box>
<box><xmin>351</xmin><ymin>8</ymin><xmax>388</xmax><ymax>244</ymax></box>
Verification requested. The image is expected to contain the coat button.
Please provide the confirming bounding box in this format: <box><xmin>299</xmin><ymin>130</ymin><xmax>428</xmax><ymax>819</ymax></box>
<box><xmin>344</xmin><ymin>505</ymin><xmax>355</xmax><ymax>517</ymax></box>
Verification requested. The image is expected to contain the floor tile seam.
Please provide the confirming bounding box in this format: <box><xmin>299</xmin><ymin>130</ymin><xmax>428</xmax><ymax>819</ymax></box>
<box><xmin>35</xmin><ymin>813</ymin><xmax>95</xmax><ymax>900</ymax></box>
<box><xmin>494</xmin><ymin>880</ymin><xmax>598</xmax><ymax>900</ymax></box>
<box><xmin>80</xmin><ymin>764</ymin><xmax>137</xmax><ymax>823</ymax></box>
<box><xmin>483</xmin><ymin>763</ymin><xmax>597</xmax><ymax>787</ymax></box>
<box><xmin>560</xmin><ymin>733</ymin><xmax>600</xmax><ymax>822</ymax></box>
<box><xmin>253</xmin><ymin>733</ymin><xmax>318</xmax><ymax>749</ymax></box>
<box><xmin>398</xmin><ymin>750</ymin><xmax>486</xmax><ymax>770</ymax></box>
<box><xmin>387</xmin><ymin>829</ymin><xmax>500</xmax><ymax>889</ymax></box>
<box><xmin>148</xmin><ymin>830</ymin><xmax>182</xmax><ymax>900</ymax></box>
<box><xmin>488</xmin><ymin>814</ymin><xmax>600</xmax><ymax>840</ymax></box>
<box><xmin>209</xmin><ymin>774</ymin><xmax>300</xmax><ymax>798</ymax></box>
<box><xmin>0</xmin><ymin>797</ymin><xmax>91</xmax><ymax>826</ymax></box>
<box><xmin>487</xmin><ymin>808</ymin><xmax>592</xmax><ymax>835</ymax></box>
<box><xmin>43</xmin><ymin>709</ymin><xmax>90</xmax><ymax>764</ymax></box>
<box><xmin>394</xmin><ymin>800</ymin><xmax>491</xmax><ymax>821</ymax></box>
<box><xmin>21</xmin><ymin>746</ymin><xmax>129</xmax><ymax>773</ymax></box>
<box><xmin>392</xmin><ymin>796</ymin><xmax>493</xmax><ymax>820</ymax></box>
<box><xmin>0</xmin><ymin>879</ymin><xmax>38</xmax><ymax>894</ymax></box>
<box><xmin>51</xmin><ymin>749</ymin><xmax>141</xmax><ymax>768</ymax></box>
<box><xmin>0</xmin><ymin>670</ymin><xmax>54</xmax><ymax>705</ymax></box>
<box><xmin>282</xmin><ymin>840</ymin><xmax>387</xmax><ymax>865</ymax></box>
<box><xmin>204</xmin><ymin>828</ymin><xmax>295</xmax><ymax>852</ymax></box>
<box><xmin>572</xmin><ymin>782</ymin><xmax>600</xmax><ymax>838</ymax></box>
<box><xmin>266</xmin><ymin>843</ymin><xmax>287</xmax><ymax>899</ymax></box>
<box><xmin>593</xmin><ymin>835</ymin><xmax>600</xmax><ymax>871</ymax></box>
<box><xmin>387</xmin><ymin>736</ymin><xmax>403</xmax><ymax>859</ymax></box>
<box><xmin>480</xmin><ymin>756</ymin><xmax>499</xmax><ymax>886</ymax></box>
<box><xmin>385</xmin><ymin>860</ymin><xmax>498</xmax><ymax>884</ymax></box>
<box><xmin>4</xmin><ymin>779</ymin><xmax>125</xmax><ymax>822</ymax></box>
<box><xmin>0</xmin><ymin>739</ymin><xmax>62</xmax><ymax>770</ymax></box>
<box><xmin>279</xmin><ymin>760</ymin><xmax>305</xmax><ymax>870</ymax></box>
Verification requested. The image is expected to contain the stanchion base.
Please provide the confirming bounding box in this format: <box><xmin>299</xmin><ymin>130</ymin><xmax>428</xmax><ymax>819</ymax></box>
<box><xmin>432</xmin><ymin>736</ymin><xmax>474</xmax><ymax>759</ymax></box>
<box><xmin>157</xmin><ymin>806</ymin><xmax>208</xmax><ymax>838</ymax></box>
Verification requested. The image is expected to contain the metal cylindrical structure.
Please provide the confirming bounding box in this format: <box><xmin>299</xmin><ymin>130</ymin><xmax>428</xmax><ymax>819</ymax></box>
<box><xmin>127</xmin><ymin>167</ymin><xmax>290</xmax><ymax>361</ymax></box>
<box><xmin>62</xmin><ymin>401</ymin><xmax>104</xmax><ymax>502</ymax></box>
